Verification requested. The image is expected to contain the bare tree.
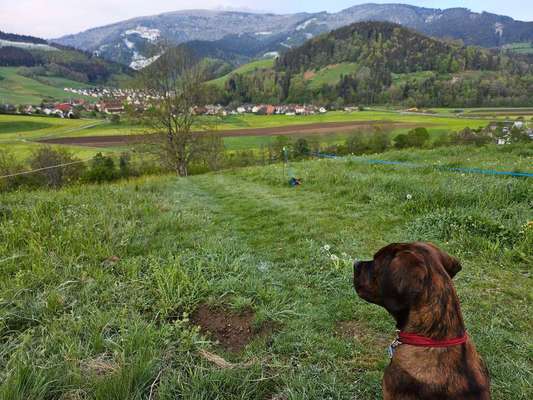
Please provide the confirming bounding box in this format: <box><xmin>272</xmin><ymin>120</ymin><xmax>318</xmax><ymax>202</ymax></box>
<box><xmin>135</xmin><ymin>46</ymin><xmax>209</xmax><ymax>176</ymax></box>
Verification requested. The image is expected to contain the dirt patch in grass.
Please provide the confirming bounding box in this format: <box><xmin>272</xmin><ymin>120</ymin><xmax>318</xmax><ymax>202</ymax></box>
<box><xmin>335</xmin><ymin>320</ymin><xmax>391</xmax><ymax>347</ymax></box>
<box><xmin>191</xmin><ymin>304</ymin><xmax>274</xmax><ymax>352</ymax></box>
<box><xmin>303</xmin><ymin>70</ymin><xmax>316</xmax><ymax>80</ymax></box>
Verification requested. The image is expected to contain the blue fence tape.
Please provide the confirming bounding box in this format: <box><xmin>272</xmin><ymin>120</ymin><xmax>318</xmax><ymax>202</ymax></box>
<box><xmin>311</xmin><ymin>153</ymin><xmax>533</xmax><ymax>178</ymax></box>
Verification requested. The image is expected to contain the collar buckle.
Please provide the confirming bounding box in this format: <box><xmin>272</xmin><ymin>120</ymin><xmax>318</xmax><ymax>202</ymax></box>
<box><xmin>387</xmin><ymin>330</ymin><xmax>402</xmax><ymax>358</ymax></box>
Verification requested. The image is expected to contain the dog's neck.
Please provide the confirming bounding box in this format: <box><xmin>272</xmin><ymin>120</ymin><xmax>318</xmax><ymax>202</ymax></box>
<box><xmin>396</xmin><ymin>286</ymin><xmax>466</xmax><ymax>340</ymax></box>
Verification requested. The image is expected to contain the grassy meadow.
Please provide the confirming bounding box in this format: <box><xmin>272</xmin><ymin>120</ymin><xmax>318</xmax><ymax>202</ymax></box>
<box><xmin>208</xmin><ymin>59</ymin><xmax>275</xmax><ymax>88</ymax></box>
<box><xmin>1</xmin><ymin>144</ymin><xmax>532</xmax><ymax>399</ymax></box>
<box><xmin>0</xmin><ymin>67</ymin><xmax>94</xmax><ymax>105</ymax></box>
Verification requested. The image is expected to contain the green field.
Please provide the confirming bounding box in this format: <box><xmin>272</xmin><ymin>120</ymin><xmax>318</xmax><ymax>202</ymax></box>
<box><xmin>1</xmin><ymin>144</ymin><xmax>531</xmax><ymax>398</ymax></box>
<box><xmin>503</xmin><ymin>42</ymin><xmax>533</xmax><ymax>55</ymax></box>
<box><xmin>0</xmin><ymin>67</ymin><xmax>93</xmax><ymax>105</ymax></box>
<box><xmin>208</xmin><ymin>59</ymin><xmax>275</xmax><ymax>87</ymax></box>
<box><xmin>305</xmin><ymin>63</ymin><xmax>359</xmax><ymax>89</ymax></box>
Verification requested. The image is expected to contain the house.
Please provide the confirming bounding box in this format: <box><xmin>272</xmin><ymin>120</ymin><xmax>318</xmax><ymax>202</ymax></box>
<box><xmin>319</xmin><ymin>107</ymin><xmax>327</xmax><ymax>113</ymax></box>
<box><xmin>55</xmin><ymin>103</ymin><xmax>73</xmax><ymax>113</ymax></box>
<box><xmin>98</xmin><ymin>101</ymin><xmax>125</xmax><ymax>114</ymax></box>
<box><xmin>265</xmin><ymin>105</ymin><xmax>276</xmax><ymax>115</ymax></box>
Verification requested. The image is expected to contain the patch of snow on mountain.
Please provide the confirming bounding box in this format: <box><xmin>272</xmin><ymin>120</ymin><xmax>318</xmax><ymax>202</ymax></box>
<box><xmin>123</xmin><ymin>38</ymin><xmax>135</xmax><ymax>49</ymax></box>
<box><xmin>263</xmin><ymin>51</ymin><xmax>279</xmax><ymax>58</ymax></box>
<box><xmin>305</xmin><ymin>33</ymin><xmax>313</xmax><ymax>39</ymax></box>
<box><xmin>255</xmin><ymin>31</ymin><xmax>273</xmax><ymax>36</ymax></box>
<box><xmin>0</xmin><ymin>40</ymin><xmax>57</xmax><ymax>51</ymax></box>
<box><xmin>124</xmin><ymin>26</ymin><xmax>161</xmax><ymax>42</ymax></box>
<box><xmin>494</xmin><ymin>23</ymin><xmax>504</xmax><ymax>37</ymax></box>
<box><xmin>130</xmin><ymin>52</ymin><xmax>161</xmax><ymax>70</ymax></box>
<box><xmin>296</xmin><ymin>18</ymin><xmax>317</xmax><ymax>31</ymax></box>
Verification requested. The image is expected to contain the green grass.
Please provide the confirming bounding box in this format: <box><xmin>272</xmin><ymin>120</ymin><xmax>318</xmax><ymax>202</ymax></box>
<box><xmin>502</xmin><ymin>42</ymin><xmax>533</xmax><ymax>55</ymax></box>
<box><xmin>0</xmin><ymin>67</ymin><xmax>93</xmax><ymax>105</ymax></box>
<box><xmin>305</xmin><ymin>63</ymin><xmax>359</xmax><ymax>89</ymax></box>
<box><xmin>208</xmin><ymin>59</ymin><xmax>275</xmax><ymax>87</ymax></box>
<box><xmin>0</xmin><ymin>144</ymin><xmax>531</xmax><ymax>399</ymax></box>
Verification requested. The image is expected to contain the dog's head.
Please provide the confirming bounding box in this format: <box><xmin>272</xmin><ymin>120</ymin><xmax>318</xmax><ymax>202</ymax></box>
<box><xmin>354</xmin><ymin>242</ymin><xmax>462</xmax><ymax>324</ymax></box>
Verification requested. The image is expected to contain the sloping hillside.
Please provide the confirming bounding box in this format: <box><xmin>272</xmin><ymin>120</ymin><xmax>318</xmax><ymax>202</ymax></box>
<box><xmin>0</xmin><ymin>31</ymin><xmax>132</xmax><ymax>88</ymax></box>
<box><xmin>208</xmin><ymin>58</ymin><xmax>275</xmax><ymax>87</ymax></box>
<box><xmin>1</xmin><ymin>145</ymin><xmax>531</xmax><ymax>398</ymax></box>
<box><xmin>0</xmin><ymin>67</ymin><xmax>93</xmax><ymax>104</ymax></box>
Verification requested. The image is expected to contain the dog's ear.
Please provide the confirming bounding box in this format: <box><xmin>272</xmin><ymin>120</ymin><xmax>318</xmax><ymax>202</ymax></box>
<box><xmin>388</xmin><ymin>250</ymin><xmax>428</xmax><ymax>296</ymax></box>
<box><xmin>425</xmin><ymin>243</ymin><xmax>462</xmax><ymax>279</ymax></box>
<box><xmin>443</xmin><ymin>255</ymin><xmax>462</xmax><ymax>278</ymax></box>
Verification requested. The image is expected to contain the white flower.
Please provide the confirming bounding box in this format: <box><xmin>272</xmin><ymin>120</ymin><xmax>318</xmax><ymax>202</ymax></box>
<box><xmin>330</xmin><ymin>254</ymin><xmax>339</xmax><ymax>262</ymax></box>
<box><xmin>323</xmin><ymin>244</ymin><xmax>331</xmax><ymax>251</ymax></box>
<box><xmin>406</xmin><ymin>194</ymin><xmax>413</xmax><ymax>200</ymax></box>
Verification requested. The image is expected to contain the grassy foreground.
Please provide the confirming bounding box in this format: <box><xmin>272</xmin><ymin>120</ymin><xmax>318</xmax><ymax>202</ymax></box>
<box><xmin>1</xmin><ymin>145</ymin><xmax>532</xmax><ymax>399</ymax></box>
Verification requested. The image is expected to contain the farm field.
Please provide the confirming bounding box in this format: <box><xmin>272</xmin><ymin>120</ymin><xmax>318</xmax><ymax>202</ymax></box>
<box><xmin>1</xmin><ymin>144</ymin><xmax>531</xmax><ymax>399</ymax></box>
<box><xmin>0</xmin><ymin>67</ymin><xmax>94</xmax><ymax>105</ymax></box>
<box><xmin>0</xmin><ymin>110</ymin><xmax>492</xmax><ymax>159</ymax></box>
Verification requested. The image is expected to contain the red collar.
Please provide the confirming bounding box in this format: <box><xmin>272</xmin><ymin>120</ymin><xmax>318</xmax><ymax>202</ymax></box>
<box><xmin>398</xmin><ymin>331</ymin><xmax>468</xmax><ymax>348</ymax></box>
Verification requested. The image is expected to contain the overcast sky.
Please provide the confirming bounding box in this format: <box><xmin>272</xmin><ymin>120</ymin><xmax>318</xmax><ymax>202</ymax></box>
<box><xmin>1</xmin><ymin>1</ymin><xmax>532</xmax><ymax>39</ymax></box>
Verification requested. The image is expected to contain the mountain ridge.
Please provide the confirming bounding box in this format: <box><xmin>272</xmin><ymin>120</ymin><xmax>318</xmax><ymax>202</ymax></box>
<box><xmin>54</xmin><ymin>3</ymin><xmax>533</xmax><ymax>69</ymax></box>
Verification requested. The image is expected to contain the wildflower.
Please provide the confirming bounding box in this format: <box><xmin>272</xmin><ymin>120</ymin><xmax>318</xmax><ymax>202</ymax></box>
<box><xmin>323</xmin><ymin>244</ymin><xmax>331</xmax><ymax>251</ymax></box>
<box><xmin>406</xmin><ymin>194</ymin><xmax>413</xmax><ymax>200</ymax></box>
<box><xmin>330</xmin><ymin>254</ymin><xmax>339</xmax><ymax>262</ymax></box>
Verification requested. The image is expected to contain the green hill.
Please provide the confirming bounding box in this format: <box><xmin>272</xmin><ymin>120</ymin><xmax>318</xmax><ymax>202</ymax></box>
<box><xmin>214</xmin><ymin>21</ymin><xmax>533</xmax><ymax>107</ymax></box>
<box><xmin>305</xmin><ymin>62</ymin><xmax>359</xmax><ymax>89</ymax></box>
<box><xmin>208</xmin><ymin>58</ymin><xmax>275</xmax><ymax>88</ymax></box>
<box><xmin>0</xmin><ymin>67</ymin><xmax>94</xmax><ymax>104</ymax></box>
<box><xmin>1</xmin><ymin>144</ymin><xmax>531</xmax><ymax>397</ymax></box>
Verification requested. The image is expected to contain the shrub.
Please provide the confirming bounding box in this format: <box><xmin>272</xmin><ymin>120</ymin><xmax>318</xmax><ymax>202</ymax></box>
<box><xmin>27</xmin><ymin>147</ymin><xmax>85</xmax><ymax>188</ymax></box>
<box><xmin>0</xmin><ymin>150</ymin><xmax>31</xmax><ymax>191</ymax></box>
<box><xmin>345</xmin><ymin>132</ymin><xmax>369</xmax><ymax>154</ymax></box>
<box><xmin>293</xmin><ymin>138</ymin><xmax>310</xmax><ymax>158</ymax></box>
<box><xmin>84</xmin><ymin>153</ymin><xmax>118</xmax><ymax>183</ymax></box>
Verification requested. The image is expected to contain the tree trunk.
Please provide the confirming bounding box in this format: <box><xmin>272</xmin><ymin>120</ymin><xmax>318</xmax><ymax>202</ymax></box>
<box><xmin>177</xmin><ymin>162</ymin><xmax>188</xmax><ymax>177</ymax></box>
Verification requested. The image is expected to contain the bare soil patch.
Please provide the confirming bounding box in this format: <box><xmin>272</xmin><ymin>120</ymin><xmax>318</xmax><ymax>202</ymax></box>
<box><xmin>36</xmin><ymin>120</ymin><xmax>420</xmax><ymax>148</ymax></box>
<box><xmin>335</xmin><ymin>320</ymin><xmax>391</xmax><ymax>347</ymax></box>
<box><xmin>303</xmin><ymin>70</ymin><xmax>316</xmax><ymax>80</ymax></box>
<box><xmin>191</xmin><ymin>304</ymin><xmax>273</xmax><ymax>352</ymax></box>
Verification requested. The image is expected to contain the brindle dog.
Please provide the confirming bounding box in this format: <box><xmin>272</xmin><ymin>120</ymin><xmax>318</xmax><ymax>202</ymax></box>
<box><xmin>354</xmin><ymin>242</ymin><xmax>490</xmax><ymax>399</ymax></box>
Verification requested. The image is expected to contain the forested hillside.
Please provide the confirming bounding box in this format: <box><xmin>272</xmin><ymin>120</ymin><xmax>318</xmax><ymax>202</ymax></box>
<box><xmin>0</xmin><ymin>32</ymin><xmax>132</xmax><ymax>85</ymax></box>
<box><xmin>211</xmin><ymin>22</ymin><xmax>533</xmax><ymax>107</ymax></box>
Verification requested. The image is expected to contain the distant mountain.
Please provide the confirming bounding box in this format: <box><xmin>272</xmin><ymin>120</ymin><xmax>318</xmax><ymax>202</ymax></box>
<box><xmin>54</xmin><ymin>4</ymin><xmax>533</xmax><ymax>69</ymax></box>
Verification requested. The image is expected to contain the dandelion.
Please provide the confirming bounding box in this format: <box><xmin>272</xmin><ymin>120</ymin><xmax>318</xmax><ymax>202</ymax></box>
<box><xmin>406</xmin><ymin>194</ymin><xmax>413</xmax><ymax>200</ymax></box>
<box><xmin>330</xmin><ymin>254</ymin><xmax>339</xmax><ymax>262</ymax></box>
<box><xmin>323</xmin><ymin>244</ymin><xmax>331</xmax><ymax>251</ymax></box>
